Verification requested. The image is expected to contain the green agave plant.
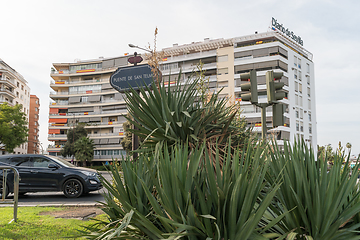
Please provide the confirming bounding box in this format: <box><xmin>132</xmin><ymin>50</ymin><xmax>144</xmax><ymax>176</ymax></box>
<box><xmin>123</xmin><ymin>73</ymin><xmax>251</xmax><ymax>155</ymax></box>
<box><xmin>84</xmin><ymin>141</ymin><xmax>283</xmax><ymax>239</ymax></box>
<box><xmin>265</xmin><ymin>140</ymin><xmax>360</xmax><ymax>240</ymax></box>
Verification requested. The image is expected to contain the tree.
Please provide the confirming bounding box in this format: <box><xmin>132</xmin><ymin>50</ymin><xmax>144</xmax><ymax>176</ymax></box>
<box><xmin>74</xmin><ymin>137</ymin><xmax>95</xmax><ymax>166</ymax></box>
<box><xmin>60</xmin><ymin>125</ymin><xmax>87</xmax><ymax>159</ymax></box>
<box><xmin>0</xmin><ymin>103</ymin><xmax>28</xmax><ymax>153</ymax></box>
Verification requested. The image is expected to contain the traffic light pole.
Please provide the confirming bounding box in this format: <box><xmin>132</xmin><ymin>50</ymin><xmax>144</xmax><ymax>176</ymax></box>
<box><xmin>258</xmin><ymin>103</ymin><xmax>269</xmax><ymax>140</ymax></box>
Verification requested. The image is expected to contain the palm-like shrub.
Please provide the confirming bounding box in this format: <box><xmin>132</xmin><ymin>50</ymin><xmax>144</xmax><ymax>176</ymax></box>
<box><xmin>85</xmin><ymin>141</ymin><xmax>281</xmax><ymax>239</ymax></box>
<box><xmin>124</xmin><ymin>75</ymin><xmax>252</xmax><ymax>156</ymax></box>
<box><xmin>265</xmin><ymin>140</ymin><xmax>360</xmax><ymax>239</ymax></box>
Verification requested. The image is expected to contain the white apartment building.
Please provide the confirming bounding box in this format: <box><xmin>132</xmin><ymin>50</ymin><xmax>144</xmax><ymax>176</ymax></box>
<box><xmin>48</xmin><ymin>30</ymin><xmax>317</xmax><ymax>162</ymax></box>
<box><xmin>0</xmin><ymin>59</ymin><xmax>31</xmax><ymax>154</ymax></box>
<box><xmin>160</xmin><ymin>31</ymin><xmax>316</xmax><ymax>149</ymax></box>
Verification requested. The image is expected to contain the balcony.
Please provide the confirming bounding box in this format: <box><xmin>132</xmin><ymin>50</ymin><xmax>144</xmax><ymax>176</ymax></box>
<box><xmin>0</xmin><ymin>99</ymin><xmax>14</xmax><ymax>106</ymax></box>
<box><xmin>48</xmin><ymin>121</ymin><xmax>123</xmax><ymax>128</ymax></box>
<box><xmin>49</xmin><ymin>109</ymin><xmax>127</xmax><ymax>117</ymax></box>
<box><xmin>50</xmin><ymin>78</ymin><xmax>108</xmax><ymax>86</ymax></box>
<box><xmin>49</xmin><ymin>88</ymin><xmax>116</xmax><ymax>97</ymax></box>
<box><xmin>0</xmin><ymin>78</ymin><xmax>16</xmax><ymax>88</ymax></box>
<box><xmin>49</xmin><ymin>98</ymin><xmax>125</xmax><ymax>106</ymax></box>
<box><xmin>50</xmin><ymin>66</ymin><xmax>117</xmax><ymax>76</ymax></box>
<box><xmin>0</xmin><ymin>87</ymin><xmax>16</xmax><ymax>98</ymax></box>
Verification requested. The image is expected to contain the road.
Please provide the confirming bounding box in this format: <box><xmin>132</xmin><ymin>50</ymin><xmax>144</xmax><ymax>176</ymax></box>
<box><xmin>2</xmin><ymin>171</ymin><xmax>113</xmax><ymax>207</ymax></box>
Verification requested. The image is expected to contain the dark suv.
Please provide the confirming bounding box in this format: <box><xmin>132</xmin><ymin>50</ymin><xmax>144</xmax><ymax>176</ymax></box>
<box><xmin>0</xmin><ymin>154</ymin><xmax>102</xmax><ymax>198</ymax></box>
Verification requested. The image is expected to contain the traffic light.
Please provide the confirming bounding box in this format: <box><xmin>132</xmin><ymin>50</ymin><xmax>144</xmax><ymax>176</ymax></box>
<box><xmin>266</xmin><ymin>70</ymin><xmax>285</xmax><ymax>103</ymax></box>
<box><xmin>240</xmin><ymin>70</ymin><xmax>258</xmax><ymax>104</ymax></box>
<box><xmin>272</xmin><ymin>103</ymin><xmax>286</xmax><ymax>127</ymax></box>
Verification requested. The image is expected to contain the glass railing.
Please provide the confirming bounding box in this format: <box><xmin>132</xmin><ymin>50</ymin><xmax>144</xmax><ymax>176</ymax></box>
<box><xmin>49</xmin><ymin>109</ymin><xmax>127</xmax><ymax>116</ymax></box>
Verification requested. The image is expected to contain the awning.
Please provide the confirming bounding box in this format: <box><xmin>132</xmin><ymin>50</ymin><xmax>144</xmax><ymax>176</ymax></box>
<box><xmin>49</xmin><ymin>118</ymin><xmax>68</xmax><ymax>123</ymax></box>
<box><xmin>49</xmin><ymin>108</ymin><xmax>59</xmax><ymax>114</ymax></box>
<box><xmin>48</xmin><ymin>129</ymin><xmax>61</xmax><ymax>134</ymax></box>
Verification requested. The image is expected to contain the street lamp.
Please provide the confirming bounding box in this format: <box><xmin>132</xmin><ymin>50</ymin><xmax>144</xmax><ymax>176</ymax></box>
<box><xmin>128</xmin><ymin>44</ymin><xmax>152</xmax><ymax>53</ymax></box>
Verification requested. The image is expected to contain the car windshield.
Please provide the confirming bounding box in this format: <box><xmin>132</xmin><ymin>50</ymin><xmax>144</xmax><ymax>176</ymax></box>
<box><xmin>45</xmin><ymin>155</ymin><xmax>75</xmax><ymax>167</ymax></box>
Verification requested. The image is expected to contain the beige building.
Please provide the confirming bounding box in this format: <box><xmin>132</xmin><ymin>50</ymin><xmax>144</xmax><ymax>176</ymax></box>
<box><xmin>0</xmin><ymin>58</ymin><xmax>30</xmax><ymax>154</ymax></box>
<box><xmin>48</xmin><ymin>30</ymin><xmax>317</xmax><ymax>162</ymax></box>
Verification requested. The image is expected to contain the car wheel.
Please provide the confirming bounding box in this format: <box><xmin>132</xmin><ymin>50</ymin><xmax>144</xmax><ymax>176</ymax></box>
<box><xmin>63</xmin><ymin>179</ymin><xmax>83</xmax><ymax>198</ymax></box>
<box><xmin>0</xmin><ymin>181</ymin><xmax>9</xmax><ymax>199</ymax></box>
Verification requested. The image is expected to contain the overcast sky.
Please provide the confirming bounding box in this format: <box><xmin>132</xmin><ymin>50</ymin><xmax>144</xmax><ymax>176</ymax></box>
<box><xmin>1</xmin><ymin>0</ymin><xmax>359</xmax><ymax>156</ymax></box>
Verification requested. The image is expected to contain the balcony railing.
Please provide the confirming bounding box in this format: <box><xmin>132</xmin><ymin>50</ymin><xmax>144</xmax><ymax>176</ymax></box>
<box><xmin>50</xmin><ymin>78</ymin><xmax>108</xmax><ymax>85</ymax></box>
<box><xmin>49</xmin><ymin>98</ymin><xmax>125</xmax><ymax>106</ymax></box>
<box><xmin>0</xmin><ymin>88</ymin><xmax>15</xmax><ymax>97</ymax></box>
<box><xmin>50</xmin><ymin>88</ymin><xmax>115</xmax><ymax>96</ymax></box>
<box><xmin>48</xmin><ymin>121</ymin><xmax>122</xmax><ymax>127</ymax></box>
<box><xmin>49</xmin><ymin>109</ymin><xmax>127</xmax><ymax>116</ymax></box>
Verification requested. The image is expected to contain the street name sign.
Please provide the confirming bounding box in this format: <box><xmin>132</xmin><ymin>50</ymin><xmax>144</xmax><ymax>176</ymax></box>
<box><xmin>110</xmin><ymin>64</ymin><xmax>154</xmax><ymax>93</ymax></box>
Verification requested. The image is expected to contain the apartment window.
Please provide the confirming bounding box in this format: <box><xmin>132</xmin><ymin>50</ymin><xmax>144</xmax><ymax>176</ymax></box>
<box><xmin>21</xmin><ymin>95</ymin><xmax>23</xmax><ymax>100</ymax></box>
<box><xmin>299</xmin><ymin>83</ymin><xmax>302</xmax><ymax>93</ymax></box>
<box><xmin>300</xmin><ymin>109</ymin><xmax>303</xmax><ymax>119</ymax></box>
<box><xmin>295</xmin><ymin>109</ymin><xmax>299</xmax><ymax>118</ymax></box>
<box><xmin>299</xmin><ymin>96</ymin><xmax>303</xmax><ymax>107</ymax></box>
<box><xmin>294</xmin><ymin>56</ymin><xmax>297</xmax><ymax>67</ymax></box>
<box><xmin>35</xmin><ymin>122</ymin><xmax>37</xmax><ymax>126</ymax></box>
<box><xmin>218</xmin><ymin>55</ymin><xmax>228</xmax><ymax>62</ymax></box>
<box><xmin>17</xmin><ymin>82</ymin><xmax>19</xmax><ymax>87</ymax></box>
<box><xmin>306</xmin><ymin>63</ymin><xmax>310</xmax><ymax>73</ymax></box>
<box><xmin>308</xmin><ymin>99</ymin><xmax>311</xmax><ymax>109</ymax></box>
<box><xmin>217</xmin><ymin>68</ymin><xmax>228</xmax><ymax>75</ymax></box>
<box><xmin>16</xmin><ymin>92</ymin><xmax>19</xmax><ymax>97</ymax></box>
<box><xmin>81</xmin><ymin>96</ymin><xmax>88</xmax><ymax>103</ymax></box>
<box><xmin>309</xmin><ymin>124</ymin><xmax>312</xmax><ymax>134</ymax></box>
<box><xmin>307</xmin><ymin>87</ymin><xmax>310</xmax><ymax>97</ymax></box>
<box><xmin>21</xmin><ymin>85</ymin><xmax>24</xmax><ymax>90</ymax></box>
<box><xmin>307</xmin><ymin>76</ymin><xmax>310</xmax><ymax>85</ymax></box>
<box><xmin>308</xmin><ymin>112</ymin><xmax>312</xmax><ymax>121</ymax></box>
<box><xmin>298</xmin><ymin>59</ymin><xmax>301</xmax><ymax>69</ymax></box>
<box><xmin>296</xmin><ymin>121</ymin><xmax>299</xmax><ymax>131</ymax></box>
<box><xmin>295</xmin><ymin>94</ymin><xmax>298</xmax><ymax>105</ymax></box>
<box><xmin>299</xmin><ymin>71</ymin><xmax>302</xmax><ymax>81</ymax></box>
<box><xmin>294</xmin><ymin>69</ymin><xmax>297</xmax><ymax>79</ymax></box>
<box><xmin>295</xmin><ymin>82</ymin><xmax>298</xmax><ymax>92</ymax></box>
<box><xmin>300</xmin><ymin>122</ymin><xmax>304</xmax><ymax>132</ymax></box>
<box><xmin>25</xmin><ymin>90</ymin><xmax>27</xmax><ymax>94</ymax></box>
<box><xmin>35</xmin><ymin>107</ymin><xmax>38</xmax><ymax>112</ymax></box>
<box><xmin>36</xmin><ymin>100</ymin><xmax>38</xmax><ymax>104</ymax></box>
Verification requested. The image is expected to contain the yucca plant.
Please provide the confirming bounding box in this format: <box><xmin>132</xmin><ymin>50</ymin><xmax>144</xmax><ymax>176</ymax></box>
<box><xmin>123</xmin><ymin>73</ymin><xmax>252</xmax><ymax>157</ymax></box>
<box><xmin>265</xmin><ymin>140</ymin><xmax>360</xmax><ymax>240</ymax></box>
<box><xmin>84</xmin><ymin>140</ymin><xmax>283</xmax><ymax>239</ymax></box>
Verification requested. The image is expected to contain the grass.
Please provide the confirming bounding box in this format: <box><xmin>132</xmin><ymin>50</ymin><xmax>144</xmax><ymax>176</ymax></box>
<box><xmin>0</xmin><ymin>207</ymin><xmax>106</xmax><ymax>240</ymax></box>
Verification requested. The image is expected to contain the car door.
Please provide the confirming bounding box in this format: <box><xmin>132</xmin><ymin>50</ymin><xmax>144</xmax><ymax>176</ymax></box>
<box><xmin>8</xmin><ymin>156</ymin><xmax>33</xmax><ymax>191</ymax></box>
<box><xmin>28</xmin><ymin>156</ymin><xmax>64</xmax><ymax>191</ymax></box>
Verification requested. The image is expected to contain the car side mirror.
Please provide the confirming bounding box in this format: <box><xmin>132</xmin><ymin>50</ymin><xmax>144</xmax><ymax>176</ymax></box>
<box><xmin>48</xmin><ymin>163</ymin><xmax>59</xmax><ymax>169</ymax></box>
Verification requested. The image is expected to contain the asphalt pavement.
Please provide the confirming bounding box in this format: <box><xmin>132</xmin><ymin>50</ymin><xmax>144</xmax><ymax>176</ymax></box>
<box><xmin>1</xmin><ymin>171</ymin><xmax>112</xmax><ymax>207</ymax></box>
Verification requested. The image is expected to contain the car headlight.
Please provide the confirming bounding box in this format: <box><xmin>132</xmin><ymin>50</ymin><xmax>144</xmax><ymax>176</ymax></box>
<box><xmin>80</xmin><ymin>171</ymin><xmax>96</xmax><ymax>177</ymax></box>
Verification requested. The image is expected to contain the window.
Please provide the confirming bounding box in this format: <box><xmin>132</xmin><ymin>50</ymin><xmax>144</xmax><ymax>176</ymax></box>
<box><xmin>8</xmin><ymin>157</ymin><xmax>31</xmax><ymax>167</ymax></box>
<box><xmin>300</xmin><ymin>109</ymin><xmax>303</xmax><ymax>119</ymax></box>
<box><xmin>298</xmin><ymin>59</ymin><xmax>301</xmax><ymax>69</ymax></box>
<box><xmin>299</xmin><ymin>96</ymin><xmax>303</xmax><ymax>107</ymax></box>
<box><xmin>81</xmin><ymin>96</ymin><xmax>88</xmax><ymax>103</ymax></box>
<box><xmin>299</xmin><ymin>71</ymin><xmax>302</xmax><ymax>81</ymax></box>
<box><xmin>295</xmin><ymin>82</ymin><xmax>298</xmax><ymax>92</ymax></box>
<box><xmin>17</xmin><ymin>82</ymin><xmax>19</xmax><ymax>87</ymax></box>
<box><xmin>308</xmin><ymin>113</ymin><xmax>312</xmax><ymax>121</ymax></box>
<box><xmin>16</xmin><ymin>92</ymin><xmax>19</xmax><ymax>97</ymax></box>
<box><xmin>294</xmin><ymin>69</ymin><xmax>297</xmax><ymax>79</ymax></box>
<box><xmin>307</xmin><ymin>87</ymin><xmax>310</xmax><ymax>97</ymax></box>
<box><xmin>25</xmin><ymin>90</ymin><xmax>27</xmax><ymax>94</ymax></box>
<box><xmin>300</xmin><ymin>122</ymin><xmax>304</xmax><ymax>132</ymax></box>
<box><xmin>32</xmin><ymin>157</ymin><xmax>52</xmax><ymax>168</ymax></box>
<box><xmin>308</xmin><ymin>99</ymin><xmax>311</xmax><ymax>109</ymax></box>
<box><xmin>307</xmin><ymin>76</ymin><xmax>310</xmax><ymax>85</ymax></box>
<box><xmin>21</xmin><ymin>85</ymin><xmax>24</xmax><ymax>90</ymax></box>
<box><xmin>296</xmin><ymin>121</ymin><xmax>299</xmax><ymax>131</ymax></box>
<box><xmin>295</xmin><ymin>108</ymin><xmax>299</xmax><ymax>118</ymax></box>
<box><xmin>294</xmin><ymin>56</ymin><xmax>297</xmax><ymax>67</ymax></box>
<box><xmin>218</xmin><ymin>55</ymin><xmax>228</xmax><ymax>62</ymax></box>
<box><xmin>299</xmin><ymin>83</ymin><xmax>302</xmax><ymax>93</ymax></box>
<box><xmin>35</xmin><ymin>107</ymin><xmax>38</xmax><ymax>112</ymax></box>
<box><xmin>217</xmin><ymin>68</ymin><xmax>228</xmax><ymax>75</ymax></box>
<box><xmin>306</xmin><ymin>63</ymin><xmax>310</xmax><ymax>73</ymax></box>
<box><xmin>309</xmin><ymin>124</ymin><xmax>312</xmax><ymax>134</ymax></box>
<box><xmin>295</xmin><ymin>94</ymin><xmax>298</xmax><ymax>105</ymax></box>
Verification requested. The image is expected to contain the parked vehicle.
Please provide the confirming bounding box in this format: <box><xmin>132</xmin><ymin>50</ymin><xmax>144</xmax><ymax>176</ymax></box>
<box><xmin>0</xmin><ymin>154</ymin><xmax>102</xmax><ymax>198</ymax></box>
